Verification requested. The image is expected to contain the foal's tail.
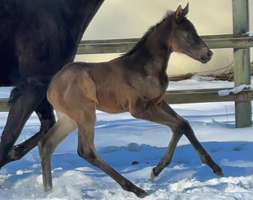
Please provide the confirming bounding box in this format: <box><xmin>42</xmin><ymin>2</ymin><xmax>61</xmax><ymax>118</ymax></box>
<box><xmin>8</xmin><ymin>76</ymin><xmax>53</xmax><ymax>106</ymax></box>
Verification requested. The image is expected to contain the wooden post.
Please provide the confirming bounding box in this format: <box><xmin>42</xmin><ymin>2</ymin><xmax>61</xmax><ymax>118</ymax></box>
<box><xmin>232</xmin><ymin>0</ymin><xmax>252</xmax><ymax>128</ymax></box>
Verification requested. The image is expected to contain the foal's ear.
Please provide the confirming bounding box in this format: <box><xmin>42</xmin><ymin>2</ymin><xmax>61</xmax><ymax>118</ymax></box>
<box><xmin>183</xmin><ymin>3</ymin><xmax>189</xmax><ymax>17</ymax></box>
<box><xmin>175</xmin><ymin>5</ymin><xmax>183</xmax><ymax>23</ymax></box>
<box><xmin>175</xmin><ymin>3</ymin><xmax>189</xmax><ymax>24</ymax></box>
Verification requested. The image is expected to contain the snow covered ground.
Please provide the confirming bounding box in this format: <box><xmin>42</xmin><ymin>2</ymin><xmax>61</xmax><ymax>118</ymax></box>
<box><xmin>0</xmin><ymin>76</ymin><xmax>252</xmax><ymax>200</ymax></box>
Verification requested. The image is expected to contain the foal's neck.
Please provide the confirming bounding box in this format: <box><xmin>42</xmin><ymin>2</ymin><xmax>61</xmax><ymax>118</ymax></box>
<box><xmin>132</xmin><ymin>18</ymin><xmax>173</xmax><ymax>75</ymax></box>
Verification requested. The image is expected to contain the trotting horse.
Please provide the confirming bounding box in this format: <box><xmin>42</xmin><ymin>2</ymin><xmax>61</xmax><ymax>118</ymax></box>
<box><xmin>38</xmin><ymin>4</ymin><xmax>223</xmax><ymax>198</ymax></box>
<box><xmin>0</xmin><ymin>0</ymin><xmax>104</xmax><ymax>168</ymax></box>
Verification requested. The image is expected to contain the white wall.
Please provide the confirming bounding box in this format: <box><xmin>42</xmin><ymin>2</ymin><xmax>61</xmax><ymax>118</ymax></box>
<box><xmin>75</xmin><ymin>0</ymin><xmax>253</xmax><ymax>76</ymax></box>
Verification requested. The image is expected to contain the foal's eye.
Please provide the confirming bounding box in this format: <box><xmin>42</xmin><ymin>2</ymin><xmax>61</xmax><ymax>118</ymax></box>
<box><xmin>187</xmin><ymin>33</ymin><xmax>192</xmax><ymax>39</ymax></box>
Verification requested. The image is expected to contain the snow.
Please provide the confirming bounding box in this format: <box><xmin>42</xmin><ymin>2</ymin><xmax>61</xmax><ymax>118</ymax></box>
<box><xmin>218</xmin><ymin>84</ymin><xmax>253</xmax><ymax>96</ymax></box>
<box><xmin>243</xmin><ymin>32</ymin><xmax>253</xmax><ymax>37</ymax></box>
<box><xmin>0</xmin><ymin>76</ymin><xmax>253</xmax><ymax>200</ymax></box>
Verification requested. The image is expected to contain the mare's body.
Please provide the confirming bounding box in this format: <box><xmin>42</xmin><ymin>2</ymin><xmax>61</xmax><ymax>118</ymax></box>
<box><xmin>0</xmin><ymin>0</ymin><xmax>104</xmax><ymax>168</ymax></box>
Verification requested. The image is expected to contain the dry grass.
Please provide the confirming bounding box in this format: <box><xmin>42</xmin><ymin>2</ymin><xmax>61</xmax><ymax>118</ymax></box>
<box><xmin>169</xmin><ymin>61</ymin><xmax>253</xmax><ymax>82</ymax></box>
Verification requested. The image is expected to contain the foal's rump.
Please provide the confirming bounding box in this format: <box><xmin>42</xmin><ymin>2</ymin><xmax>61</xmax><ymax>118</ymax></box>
<box><xmin>47</xmin><ymin>63</ymin><xmax>99</xmax><ymax>114</ymax></box>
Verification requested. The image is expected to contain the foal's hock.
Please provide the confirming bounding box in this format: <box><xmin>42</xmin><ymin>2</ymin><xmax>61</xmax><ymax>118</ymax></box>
<box><xmin>38</xmin><ymin>3</ymin><xmax>222</xmax><ymax>198</ymax></box>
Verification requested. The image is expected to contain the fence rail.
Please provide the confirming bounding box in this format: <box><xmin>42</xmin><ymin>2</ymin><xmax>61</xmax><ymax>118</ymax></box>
<box><xmin>0</xmin><ymin>33</ymin><xmax>252</xmax><ymax>126</ymax></box>
<box><xmin>1</xmin><ymin>88</ymin><xmax>252</xmax><ymax>112</ymax></box>
<box><xmin>0</xmin><ymin>1</ymin><xmax>252</xmax><ymax>127</ymax></box>
<box><xmin>77</xmin><ymin>34</ymin><xmax>253</xmax><ymax>55</ymax></box>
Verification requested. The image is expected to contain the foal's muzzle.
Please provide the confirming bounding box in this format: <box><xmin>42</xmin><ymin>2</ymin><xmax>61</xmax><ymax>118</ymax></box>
<box><xmin>200</xmin><ymin>49</ymin><xmax>213</xmax><ymax>63</ymax></box>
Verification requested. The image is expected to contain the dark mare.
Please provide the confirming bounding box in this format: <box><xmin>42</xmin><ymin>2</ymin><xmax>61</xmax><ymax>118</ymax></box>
<box><xmin>38</xmin><ymin>4</ymin><xmax>223</xmax><ymax>198</ymax></box>
<box><xmin>0</xmin><ymin>0</ymin><xmax>104</xmax><ymax>168</ymax></box>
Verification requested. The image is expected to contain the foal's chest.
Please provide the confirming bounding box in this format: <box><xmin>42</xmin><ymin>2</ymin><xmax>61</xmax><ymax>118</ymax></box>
<box><xmin>131</xmin><ymin>74</ymin><xmax>169</xmax><ymax>100</ymax></box>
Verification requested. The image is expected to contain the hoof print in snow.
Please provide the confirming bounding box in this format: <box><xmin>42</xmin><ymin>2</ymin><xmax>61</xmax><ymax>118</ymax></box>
<box><xmin>0</xmin><ymin>185</ymin><xmax>7</xmax><ymax>190</ymax></box>
<box><xmin>232</xmin><ymin>145</ymin><xmax>245</xmax><ymax>151</ymax></box>
<box><xmin>131</xmin><ymin>161</ymin><xmax>139</xmax><ymax>165</ymax></box>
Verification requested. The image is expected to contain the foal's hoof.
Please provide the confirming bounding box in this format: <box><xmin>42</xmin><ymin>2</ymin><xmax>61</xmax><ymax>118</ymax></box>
<box><xmin>136</xmin><ymin>189</ymin><xmax>148</xmax><ymax>198</ymax></box>
<box><xmin>215</xmin><ymin>169</ymin><xmax>224</xmax><ymax>177</ymax></box>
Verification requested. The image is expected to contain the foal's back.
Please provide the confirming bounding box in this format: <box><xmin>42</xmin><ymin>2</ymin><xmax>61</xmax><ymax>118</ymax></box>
<box><xmin>47</xmin><ymin>59</ymin><xmax>132</xmax><ymax>115</ymax></box>
<box><xmin>47</xmin><ymin>55</ymin><xmax>167</xmax><ymax>117</ymax></box>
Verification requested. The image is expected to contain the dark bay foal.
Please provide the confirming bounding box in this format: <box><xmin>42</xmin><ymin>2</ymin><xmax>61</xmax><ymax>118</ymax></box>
<box><xmin>38</xmin><ymin>4</ymin><xmax>223</xmax><ymax>198</ymax></box>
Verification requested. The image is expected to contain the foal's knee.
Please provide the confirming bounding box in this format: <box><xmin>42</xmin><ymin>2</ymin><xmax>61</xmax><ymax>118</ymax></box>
<box><xmin>172</xmin><ymin>119</ymin><xmax>190</xmax><ymax>133</ymax></box>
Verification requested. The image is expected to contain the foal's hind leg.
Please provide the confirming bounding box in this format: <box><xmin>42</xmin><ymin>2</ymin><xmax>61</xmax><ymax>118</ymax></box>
<box><xmin>130</xmin><ymin>99</ymin><xmax>223</xmax><ymax>180</ymax></box>
<box><xmin>3</xmin><ymin>98</ymin><xmax>55</xmax><ymax>166</ymax></box>
<box><xmin>75</xmin><ymin>102</ymin><xmax>148</xmax><ymax>198</ymax></box>
<box><xmin>38</xmin><ymin>111</ymin><xmax>76</xmax><ymax>192</ymax></box>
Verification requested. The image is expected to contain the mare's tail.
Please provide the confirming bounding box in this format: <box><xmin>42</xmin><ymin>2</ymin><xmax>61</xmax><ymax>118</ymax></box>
<box><xmin>8</xmin><ymin>76</ymin><xmax>52</xmax><ymax>106</ymax></box>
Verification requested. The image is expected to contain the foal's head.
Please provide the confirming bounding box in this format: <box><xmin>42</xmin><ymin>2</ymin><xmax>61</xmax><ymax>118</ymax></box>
<box><xmin>169</xmin><ymin>3</ymin><xmax>213</xmax><ymax>63</ymax></box>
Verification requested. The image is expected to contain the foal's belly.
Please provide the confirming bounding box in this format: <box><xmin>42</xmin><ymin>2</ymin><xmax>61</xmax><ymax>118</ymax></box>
<box><xmin>96</xmin><ymin>102</ymin><xmax>129</xmax><ymax>114</ymax></box>
<box><xmin>95</xmin><ymin>90</ymin><xmax>129</xmax><ymax>114</ymax></box>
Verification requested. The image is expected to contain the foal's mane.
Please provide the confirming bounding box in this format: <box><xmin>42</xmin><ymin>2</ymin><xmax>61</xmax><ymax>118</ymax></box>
<box><xmin>123</xmin><ymin>11</ymin><xmax>174</xmax><ymax>56</ymax></box>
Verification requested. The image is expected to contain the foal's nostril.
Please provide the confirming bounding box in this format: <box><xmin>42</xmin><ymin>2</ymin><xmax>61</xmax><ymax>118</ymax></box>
<box><xmin>207</xmin><ymin>50</ymin><xmax>213</xmax><ymax>58</ymax></box>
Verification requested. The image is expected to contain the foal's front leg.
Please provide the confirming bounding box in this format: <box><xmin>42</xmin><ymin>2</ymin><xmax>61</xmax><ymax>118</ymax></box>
<box><xmin>130</xmin><ymin>99</ymin><xmax>223</xmax><ymax>180</ymax></box>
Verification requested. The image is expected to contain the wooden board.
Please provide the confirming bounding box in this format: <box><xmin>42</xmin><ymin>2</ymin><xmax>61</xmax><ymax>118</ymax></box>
<box><xmin>1</xmin><ymin>89</ymin><xmax>252</xmax><ymax>112</ymax></box>
<box><xmin>77</xmin><ymin>34</ymin><xmax>253</xmax><ymax>55</ymax></box>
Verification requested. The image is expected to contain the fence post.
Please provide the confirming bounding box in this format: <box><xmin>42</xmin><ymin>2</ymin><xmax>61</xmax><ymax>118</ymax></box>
<box><xmin>232</xmin><ymin>0</ymin><xmax>252</xmax><ymax>128</ymax></box>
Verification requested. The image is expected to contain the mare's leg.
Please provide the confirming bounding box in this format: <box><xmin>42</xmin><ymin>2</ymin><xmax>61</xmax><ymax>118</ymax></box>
<box><xmin>3</xmin><ymin>98</ymin><xmax>55</xmax><ymax>167</ymax></box>
<box><xmin>130</xmin><ymin>99</ymin><xmax>223</xmax><ymax>180</ymax></box>
<box><xmin>0</xmin><ymin>81</ymin><xmax>48</xmax><ymax>168</ymax></box>
<box><xmin>38</xmin><ymin>111</ymin><xmax>76</xmax><ymax>192</ymax></box>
